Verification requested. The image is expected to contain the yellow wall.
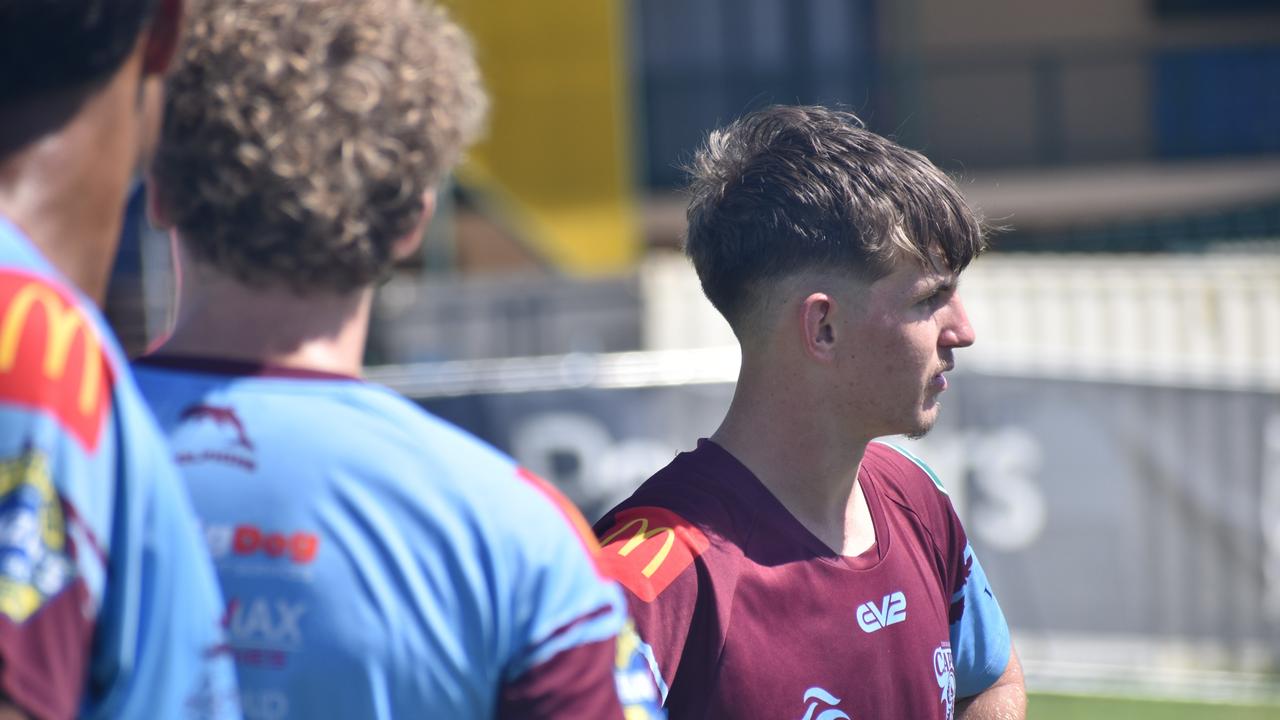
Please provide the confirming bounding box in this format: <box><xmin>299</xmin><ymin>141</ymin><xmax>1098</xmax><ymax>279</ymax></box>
<box><xmin>444</xmin><ymin>0</ymin><xmax>639</xmax><ymax>274</ymax></box>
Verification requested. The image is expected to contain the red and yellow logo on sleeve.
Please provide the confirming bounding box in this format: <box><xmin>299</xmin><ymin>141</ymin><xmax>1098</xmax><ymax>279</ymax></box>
<box><xmin>598</xmin><ymin>506</ymin><xmax>709</xmax><ymax>602</ymax></box>
<box><xmin>0</xmin><ymin>272</ymin><xmax>112</xmax><ymax>452</ymax></box>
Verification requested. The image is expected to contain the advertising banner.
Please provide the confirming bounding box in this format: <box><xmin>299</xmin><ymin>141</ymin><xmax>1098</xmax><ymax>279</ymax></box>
<box><xmin>406</xmin><ymin>370</ymin><xmax>1280</xmax><ymax>669</ymax></box>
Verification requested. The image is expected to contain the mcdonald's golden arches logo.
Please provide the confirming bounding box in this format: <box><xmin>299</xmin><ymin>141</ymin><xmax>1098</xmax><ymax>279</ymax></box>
<box><xmin>0</xmin><ymin>272</ymin><xmax>112</xmax><ymax>451</ymax></box>
<box><xmin>598</xmin><ymin>506</ymin><xmax>709</xmax><ymax>602</ymax></box>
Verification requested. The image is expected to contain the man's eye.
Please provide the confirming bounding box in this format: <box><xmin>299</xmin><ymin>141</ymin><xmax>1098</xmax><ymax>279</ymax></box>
<box><xmin>920</xmin><ymin>287</ymin><xmax>954</xmax><ymax>310</ymax></box>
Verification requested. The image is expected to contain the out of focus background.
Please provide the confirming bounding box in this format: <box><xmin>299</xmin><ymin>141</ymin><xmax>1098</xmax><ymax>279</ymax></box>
<box><xmin>111</xmin><ymin>0</ymin><xmax>1280</xmax><ymax>716</ymax></box>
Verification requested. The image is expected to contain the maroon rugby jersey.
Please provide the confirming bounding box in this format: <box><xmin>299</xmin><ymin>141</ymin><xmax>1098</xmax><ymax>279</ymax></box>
<box><xmin>594</xmin><ymin>440</ymin><xmax>1010</xmax><ymax>720</ymax></box>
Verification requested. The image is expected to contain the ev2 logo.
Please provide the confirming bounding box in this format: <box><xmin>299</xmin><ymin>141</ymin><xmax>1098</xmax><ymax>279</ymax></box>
<box><xmin>799</xmin><ymin>687</ymin><xmax>850</xmax><ymax>720</ymax></box>
<box><xmin>856</xmin><ymin>591</ymin><xmax>907</xmax><ymax>633</ymax></box>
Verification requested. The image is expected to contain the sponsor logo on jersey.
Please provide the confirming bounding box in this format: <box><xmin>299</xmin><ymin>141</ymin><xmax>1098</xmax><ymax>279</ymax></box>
<box><xmin>598</xmin><ymin>506</ymin><xmax>709</xmax><ymax>602</ymax></box>
<box><xmin>799</xmin><ymin>686</ymin><xmax>850</xmax><ymax>720</ymax></box>
<box><xmin>934</xmin><ymin>641</ymin><xmax>956</xmax><ymax>720</ymax></box>
<box><xmin>0</xmin><ymin>273</ymin><xmax>112</xmax><ymax>451</ymax></box>
<box><xmin>206</xmin><ymin>523</ymin><xmax>320</xmax><ymax>565</ymax></box>
<box><xmin>856</xmin><ymin>590</ymin><xmax>907</xmax><ymax>633</ymax></box>
<box><xmin>0</xmin><ymin>449</ymin><xmax>75</xmax><ymax>623</ymax></box>
<box><xmin>176</xmin><ymin>404</ymin><xmax>257</xmax><ymax>471</ymax></box>
<box><xmin>224</xmin><ymin>596</ymin><xmax>307</xmax><ymax>668</ymax></box>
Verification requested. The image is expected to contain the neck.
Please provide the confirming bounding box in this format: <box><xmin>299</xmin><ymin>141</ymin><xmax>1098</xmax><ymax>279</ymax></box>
<box><xmin>156</xmin><ymin>248</ymin><xmax>371</xmax><ymax>377</ymax></box>
<box><xmin>712</xmin><ymin>353</ymin><xmax>873</xmax><ymax>555</ymax></box>
<box><xmin>0</xmin><ymin>64</ymin><xmax>144</xmax><ymax>306</ymax></box>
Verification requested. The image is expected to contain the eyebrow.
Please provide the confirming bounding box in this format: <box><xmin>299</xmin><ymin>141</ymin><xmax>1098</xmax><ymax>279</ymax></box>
<box><xmin>918</xmin><ymin>274</ymin><xmax>958</xmax><ymax>295</ymax></box>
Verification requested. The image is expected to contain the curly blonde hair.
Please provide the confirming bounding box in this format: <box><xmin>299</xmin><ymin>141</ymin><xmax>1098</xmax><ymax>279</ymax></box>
<box><xmin>152</xmin><ymin>0</ymin><xmax>486</xmax><ymax>294</ymax></box>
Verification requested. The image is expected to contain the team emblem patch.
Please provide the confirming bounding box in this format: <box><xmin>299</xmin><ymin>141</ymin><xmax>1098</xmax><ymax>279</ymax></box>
<box><xmin>613</xmin><ymin>620</ymin><xmax>665</xmax><ymax>718</ymax></box>
<box><xmin>598</xmin><ymin>506</ymin><xmax>709</xmax><ymax>602</ymax></box>
<box><xmin>0</xmin><ymin>450</ymin><xmax>74</xmax><ymax>623</ymax></box>
<box><xmin>934</xmin><ymin>641</ymin><xmax>956</xmax><ymax>720</ymax></box>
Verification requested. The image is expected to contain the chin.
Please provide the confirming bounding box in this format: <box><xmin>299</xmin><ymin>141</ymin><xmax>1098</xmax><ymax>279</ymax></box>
<box><xmin>904</xmin><ymin>426</ymin><xmax>932</xmax><ymax>441</ymax></box>
<box><xmin>903</xmin><ymin>410</ymin><xmax>940</xmax><ymax>440</ymax></box>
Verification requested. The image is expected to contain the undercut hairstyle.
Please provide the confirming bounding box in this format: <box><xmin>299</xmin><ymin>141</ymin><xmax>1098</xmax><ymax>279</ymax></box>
<box><xmin>152</xmin><ymin>0</ymin><xmax>486</xmax><ymax>295</ymax></box>
<box><xmin>683</xmin><ymin>105</ymin><xmax>986</xmax><ymax>334</ymax></box>
<box><xmin>0</xmin><ymin>0</ymin><xmax>157</xmax><ymax>104</ymax></box>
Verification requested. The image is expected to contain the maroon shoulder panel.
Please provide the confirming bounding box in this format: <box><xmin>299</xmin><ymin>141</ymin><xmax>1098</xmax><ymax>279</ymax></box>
<box><xmin>0</xmin><ymin>579</ymin><xmax>94</xmax><ymax>720</ymax></box>
<box><xmin>865</xmin><ymin>442</ymin><xmax>971</xmax><ymax>606</ymax></box>
<box><xmin>496</xmin><ymin>636</ymin><xmax>624</xmax><ymax>720</ymax></box>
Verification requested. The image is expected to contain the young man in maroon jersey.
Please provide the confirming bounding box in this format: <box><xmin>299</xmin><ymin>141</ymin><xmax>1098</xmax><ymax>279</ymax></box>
<box><xmin>595</xmin><ymin>105</ymin><xmax>1026</xmax><ymax>719</ymax></box>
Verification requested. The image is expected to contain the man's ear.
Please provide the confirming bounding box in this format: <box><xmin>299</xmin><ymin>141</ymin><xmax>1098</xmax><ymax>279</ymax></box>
<box><xmin>142</xmin><ymin>0</ymin><xmax>185</xmax><ymax>77</ymax></box>
<box><xmin>800</xmin><ymin>292</ymin><xmax>839</xmax><ymax>363</ymax></box>
<box><xmin>391</xmin><ymin>190</ymin><xmax>436</xmax><ymax>262</ymax></box>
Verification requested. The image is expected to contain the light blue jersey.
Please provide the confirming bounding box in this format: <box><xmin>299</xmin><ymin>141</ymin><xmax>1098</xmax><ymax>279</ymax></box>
<box><xmin>135</xmin><ymin>358</ymin><xmax>660</xmax><ymax>719</ymax></box>
<box><xmin>0</xmin><ymin>217</ymin><xmax>239</xmax><ymax>720</ymax></box>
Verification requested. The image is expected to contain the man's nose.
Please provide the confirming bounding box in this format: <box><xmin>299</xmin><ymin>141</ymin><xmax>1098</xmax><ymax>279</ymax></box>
<box><xmin>941</xmin><ymin>295</ymin><xmax>975</xmax><ymax>348</ymax></box>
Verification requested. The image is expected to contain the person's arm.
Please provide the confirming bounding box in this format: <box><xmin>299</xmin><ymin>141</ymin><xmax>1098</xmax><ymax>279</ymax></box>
<box><xmin>956</xmin><ymin>644</ymin><xmax>1026</xmax><ymax>719</ymax></box>
<box><xmin>0</xmin><ymin>700</ymin><xmax>29</xmax><ymax>720</ymax></box>
<box><xmin>497</xmin><ymin>633</ymin><xmax>629</xmax><ymax>719</ymax></box>
<box><xmin>496</xmin><ymin>621</ymin><xmax>664</xmax><ymax>720</ymax></box>
<box><xmin>880</xmin><ymin>443</ymin><xmax>1023</xmax><ymax>718</ymax></box>
<box><xmin>497</xmin><ymin>471</ymin><xmax>665</xmax><ymax>720</ymax></box>
<box><xmin>0</xmin><ymin>276</ymin><xmax>112</xmax><ymax>720</ymax></box>
<box><xmin>595</xmin><ymin>504</ymin><xmax>712</xmax><ymax>706</ymax></box>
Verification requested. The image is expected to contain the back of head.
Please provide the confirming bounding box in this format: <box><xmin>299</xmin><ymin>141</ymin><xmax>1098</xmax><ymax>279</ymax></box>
<box><xmin>0</xmin><ymin>0</ymin><xmax>158</xmax><ymax>156</ymax></box>
<box><xmin>683</xmin><ymin>105</ymin><xmax>985</xmax><ymax>336</ymax></box>
<box><xmin>152</xmin><ymin>0</ymin><xmax>486</xmax><ymax>295</ymax></box>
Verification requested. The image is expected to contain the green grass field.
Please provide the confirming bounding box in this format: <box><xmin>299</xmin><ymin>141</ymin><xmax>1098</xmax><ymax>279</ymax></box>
<box><xmin>1030</xmin><ymin>692</ymin><xmax>1280</xmax><ymax>719</ymax></box>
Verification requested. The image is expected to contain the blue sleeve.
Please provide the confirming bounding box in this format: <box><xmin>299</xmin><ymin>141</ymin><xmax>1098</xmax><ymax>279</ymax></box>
<box><xmin>949</xmin><ymin>543</ymin><xmax>1011</xmax><ymax>698</ymax></box>
<box><xmin>496</xmin><ymin>471</ymin><xmax>665</xmax><ymax>719</ymax></box>
<box><xmin>502</xmin><ymin>493</ymin><xmax>627</xmax><ymax>681</ymax></box>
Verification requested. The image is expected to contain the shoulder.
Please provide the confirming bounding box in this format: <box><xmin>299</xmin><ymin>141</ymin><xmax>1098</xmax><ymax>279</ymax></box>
<box><xmin>865</xmin><ymin>440</ymin><xmax>953</xmax><ymax>513</ymax></box>
<box><xmin>502</xmin><ymin>465</ymin><xmax>608</xmax><ymax>567</ymax></box>
<box><xmin>357</xmin><ymin>393</ymin><xmax>608</xmax><ymax>577</ymax></box>
<box><xmin>0</xmin><ymin>265</ymin><xmax>119</xmax><ymax>454</ymax></box>
<box><xmin>0</xmin><ymin>252</ymin><xmax>186</xmax><ymax>518</ymax></box>
<box><xmin>597</xmin><ymin>448</ymin><xmax>743</xmax><ymax>548</ymax></box>
<box><xmin>594</xmin><ymin>451</ymin><xmax>740</xmax><ymax>603</ymax></box>
<box><xmin>321</xmin><ymin>380</ymin><xmax>514</xmax><ymax>477</ymax></box>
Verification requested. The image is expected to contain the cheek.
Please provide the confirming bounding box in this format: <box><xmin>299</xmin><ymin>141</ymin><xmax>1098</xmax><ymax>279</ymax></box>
<box><xmin>902</xmin><ymin>325</ymin><xmax>939</xmax><ymax>361</ymax></box>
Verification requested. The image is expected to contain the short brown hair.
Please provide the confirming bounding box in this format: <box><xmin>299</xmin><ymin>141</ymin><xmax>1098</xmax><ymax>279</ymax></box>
<box><xmin>152</xmin><ymin>0</ymin><xmax>486</xmax><ymax>294</ymax></box>
<box><xmin>684</xmin><ymin>105</ymin><xmax>985</xmax><ymax>332</ymax></box>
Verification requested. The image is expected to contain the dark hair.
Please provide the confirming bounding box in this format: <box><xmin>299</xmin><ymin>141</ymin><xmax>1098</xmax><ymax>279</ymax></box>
<box><xmin>0</xmin><ymin>0</ymin><xmax>158</xmax><ymax>104</ymax></box>
<box><xmin>683</xmin><ymin>105</ymin><xmax>986</xmax><ymax>332</ymax></box>
<box><xmin>152</xmin><ymin>0</ymin><xmax>485</xmax><ymax>296</ymax></box>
